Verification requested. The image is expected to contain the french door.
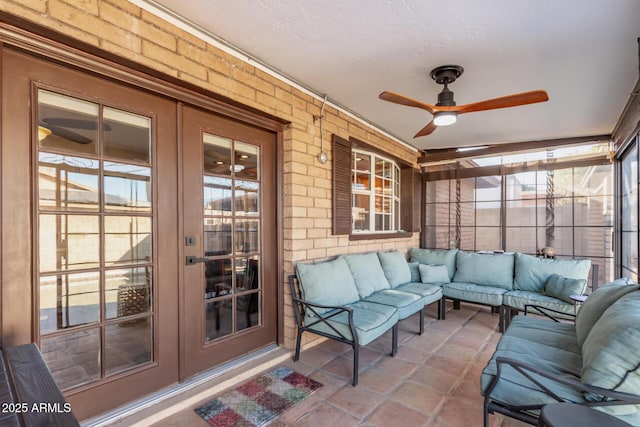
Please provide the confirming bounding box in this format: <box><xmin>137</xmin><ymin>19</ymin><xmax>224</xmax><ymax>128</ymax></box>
<box><xmin>180</xmin><ymin>106</ymin><xmax>277</xmax><ymax>378</ymax></box>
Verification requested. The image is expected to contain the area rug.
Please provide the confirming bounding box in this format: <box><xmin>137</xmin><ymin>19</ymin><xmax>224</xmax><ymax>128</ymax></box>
<box><xmin>194</xmin><ymin>366</ymin><xmax>323</xmax><ymax>426</ymax></box>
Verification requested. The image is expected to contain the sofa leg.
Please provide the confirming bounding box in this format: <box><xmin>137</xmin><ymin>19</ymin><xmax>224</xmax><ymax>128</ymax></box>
<box><xmin>352</xmin><ymin>344</ymin><xmax>359</xmax><ymax>387</ymax></box>
<box><xmin>498</xmin><ymin>306</ymin><xmax>505</xmax><ymax>333</ymax></box>
<box><xmin>419</xmin><ymin>309</ymin><xmax>424</xmax><ymax>335</ymax></box>
<box><xmin>294</xmin><ymin>328</ymin><xmax>303</xmax><ymax>361</ymax></box>
<box><xmin>438</xmin><ymin>297</ymin><xmax>446</xmax><ymax>320</ymax></box>
<box><xmin>491</xmin><ymin>306</ymin><xmax>499</xmax><ymax>314</ymax></box>
<box><xmin>391</xmin><ymin>323</ymin><xmax>398</xmax><ymax>357</ymax></box>
<box><xmin>453</xmin><ymin>299</ymin><xmax>461</xmax><ymax>310</ymax></box>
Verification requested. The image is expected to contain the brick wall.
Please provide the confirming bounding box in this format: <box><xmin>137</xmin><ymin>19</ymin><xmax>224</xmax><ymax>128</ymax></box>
<box><xmin>2</xmin><ymin>0</ymin><xmax>420</xmax><ymax>349</ymax></box>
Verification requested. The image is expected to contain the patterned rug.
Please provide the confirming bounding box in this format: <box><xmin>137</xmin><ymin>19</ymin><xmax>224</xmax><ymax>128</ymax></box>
<box><xmin>194</xmin><ymin>366</ymin><xmax>323</xmax><ymax>426</ymax></box>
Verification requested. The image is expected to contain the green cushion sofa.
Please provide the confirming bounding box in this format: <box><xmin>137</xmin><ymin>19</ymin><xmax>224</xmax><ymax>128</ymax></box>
<box><xmin>289</xmin><ymin>250</ymin><xmax>444</xmax><ymax>386</ymax></box>
<box><xmin>481</xmin><ymin>281</ymin><xmax>640</xmax><ymax>426</ymax></box>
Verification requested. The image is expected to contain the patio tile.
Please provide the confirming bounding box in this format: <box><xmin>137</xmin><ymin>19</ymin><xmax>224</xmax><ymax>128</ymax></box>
<box><xmin>293</xmin><ymin>403</ymin><xmax>361</xmax><ymax>427</ymax></box>
<box><xmin>375</xmin><ymin>354</ymin><xmax>419</xmax><ymax>378</ymax></box>
<box><xmin>409</xmin><ymin>365</ymin><xmax>460</xmax><ymax>395</ymax></box>
<box><xmin>451</xmin><ymin>379</ymin><xmax>482</xmax><ymax>404</ymax></box>
<box><xmin>328</xmin><ymin>384</ymin><xmax>386</xmax><ymax>418</ymax></box>
<box><xmin>434</xmin><ymin>398</ymin><xmax>495</xmax><ymax>427</ymax></box>
<box><xmin>366</xmin><ymin>400</ymin><xmax>431</xmax><ymax>427</ymax></box>
<box><xmin>424</xmin><ymin>354</ymin><xmax>473</xmax><ymax>378</ymax></box>
<box><xmin>357</xmin><ymin>366</ymin><xmax>404</xmax><ymax>394</ymax></box>
<box><xmin>390</xmin><ymin>381</ymin><xmax>445</xmax><ymax>415</ymax></box>
<box><xmin>298</xmin><ymin>347</ymin><xmax>341</xmax><ymax>368</ymax></box>
<box><xmin>393</xmin><ymin>344</ymin><xmax>431</xmax><ymax>364</ymax></box>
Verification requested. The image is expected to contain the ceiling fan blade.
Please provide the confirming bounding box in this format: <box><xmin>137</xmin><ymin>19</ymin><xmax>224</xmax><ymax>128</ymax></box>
<box><xmin>414</xmin><ymin>120</ymin><xmax>437</xmax><ymax>138</ymax></box>
<box><xmin>456</xmin><ymin>90</ymin><xmax>549</xmax><ymax>114</ymax></box>
<box><xmin>379</xmin><ymin>91</ymin><xmax>438</xmax><ymax>114</ymax></box>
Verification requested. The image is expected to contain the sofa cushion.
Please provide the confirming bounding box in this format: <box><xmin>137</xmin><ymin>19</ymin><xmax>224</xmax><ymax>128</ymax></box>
<box><xmin>581</xmin><ymin>291</ymin><xmax>640</xmax><ymax>416</ymax></box>
<box><xmin>419</xmin><ymin>264</ymin><xmax>450</xmax><ymax>284</ymax></box>
<box><xmin>296</xmin><ymin>257</ymin><xmax>360</xmax><ymax>314</ymax></box>
<box><xmin>342</xmin><ymin>253</ymin><xmax>390</xmax><ymax>298</ymax></box>
<box><xmin>407</xmin><ymin>261</ymin><xmax>421</xmax><ymax>282</ymax></box>
<box><xmin>453</xmin><ymin>251</ymin><xmax>515</xmax><ymax>290</ymax></box>
<box><xmin>377</xmin><ymin>250</ymin><xmax>411</xmax><ymax>288</ymax></box>
<box><xmin>304</xmin><ymin>300</ymin><xmax>398</xmax><ymax>346</ymax></box>
<box><xmin>575</xmin><ymin>281</ymin><xmax>640</xmax><ymax>347</ymax></box>
<box><xmin>502</xmin><ymin>315</ymin><xmax>581</xmax><ymax>355</ymax></box>
<box><xmin>544</xmin><ymin>274</ymin><xmax>587</xmax><ymax>304</ymax></box>
<box><xmin>442</xmin><ymin>282</ymin><xmax>507</xmax><ymax>306</ymax></box>
<box><xmin>362</xmin><ymin>289</ymin><xmax>426</xmax><ymax>320</ymax></box>
<box><xmin>410</xmin><ymin>248</ymin><xmax>458</xmax><ymax>280</ymax></box>
<box><xmin>395</xmin><ymin>282</ymin><xmax>443</xmax><ymax>305</ymax></box>
<box><xmin>502</xmin><ymin>290</ymin><xmax>575</xmax><ymax>317</ymax></box>
<box><xmin>513</xmin><ymin>253</ymin><xmax>591</xmax><ymax>293</ymax></box>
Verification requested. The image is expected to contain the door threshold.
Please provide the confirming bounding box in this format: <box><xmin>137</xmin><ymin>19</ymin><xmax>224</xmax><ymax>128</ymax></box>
<box><xmin>82</xmin><ymin>344</ymin><xmax>290</xmax><ymax>427</ymax></box>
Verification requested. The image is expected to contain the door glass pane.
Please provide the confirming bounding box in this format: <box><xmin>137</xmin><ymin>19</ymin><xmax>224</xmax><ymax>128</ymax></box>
<box><xmin>38</xmin><ymin>90</ymin><xmax>99</xmax><ymax>155</ymax></box>
<box><xmin>103</xmin><ymin>108</ymin><xmax>151</xmax><ymax>163</ymax></box>
<box><xmin>106</xmin><ymin>267</ymin><xmax>152</xmax><ymax>320</ymax></box>
<box><xmin>204</xmin><ymin>218</ymin><xmax>233</xmax><ymax>256</ymax></box>
<box><xmin>237</xmin><ymin>293</ymin><xmax>259</xmax><ymax>332</ymax></box>
<box><xmin>205</xmin><ymin>258</ymin><xmax>233</xmax><ymax>297</ymax></box>
<box><xmin>38</xmin><ymin>153</ymin><xmax>99</xmax><ymax>211</ymax></box>
<box><xmin>204</xmin><ymin>177</ymin><xmax>233</xmax><ymax>216</ymax></box>
<box><xmin>235</xmin><ymin>142</ymin><xmax>258</xmax><ymax>180</ymax></box>
<box><xmin>104</xmin><ymin>162</ymin><xmax>151</xmax><ymax>212</ymax></box>
<box><xmin>105</xmin><ymin>317</ymin><xmax>152</xmax><ymax>376</ymax></box>
<box><xmin>206</xmin><ymin>299</ymin><xmax>232</xmax><ymax>341</ymax></box>
<box><xmin>235</xmin><ymin>180</ymin><xmax>259</xmax><ymax>216</ymax></box>
<box><xmin>204</xmin><ymin>134</ymin><xmax>232</xmax><ymax>175</ymax></box>
<box><xmin>39</xmin><ymin>271</ymin><xmax>100</xmax><ymax>334</ymax></box>
<box><xmin>39</xmin><ymin>214</ymin><xmax>100</xmax><ymax>271</ymax></box>
<box><xmin>104</xmin><ymin>216</ymin><xmax>152</xmax><ymax>266</ymax></box>
<box><xmin>236</xmin><ymin>219</ymin><xmax>259</xmax><ymax>254</ymax></box>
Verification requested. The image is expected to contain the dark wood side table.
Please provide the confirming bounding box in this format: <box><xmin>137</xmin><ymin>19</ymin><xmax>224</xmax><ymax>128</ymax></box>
<box><xmin>538</xmin><ymin>403</ymin><xmax>632</xmax><ymax>427</ymax></box>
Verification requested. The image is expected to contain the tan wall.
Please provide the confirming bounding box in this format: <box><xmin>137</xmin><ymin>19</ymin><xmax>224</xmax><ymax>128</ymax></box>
<box><xmin>2</xmin><ymin>0</ymin><xmax>420</xmax><ymax>349</ymax></box>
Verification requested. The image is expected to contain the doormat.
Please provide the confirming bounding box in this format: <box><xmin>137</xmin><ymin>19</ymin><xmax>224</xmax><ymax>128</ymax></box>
<box><xmin>194</xmin><ymin>366</ymin><xmax>323</xmax><ymax>426</ymax></box>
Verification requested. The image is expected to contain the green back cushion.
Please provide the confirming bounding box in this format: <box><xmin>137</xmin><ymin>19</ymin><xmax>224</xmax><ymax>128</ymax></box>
<box><xmin>544</xmin><ymin>274</ymin><xmax>587</xmax><ymax>303</ymax></box>
<box><xmin>575</xmin><ymin>281</ymin><xmax>640</xmax><ymax>346</ymax></box>
<box><xmin>407</xmin><ymin>261</ymin><xmax>421</xmax><ymax>282</ymax></box>
<box><xmin>295</xmin><ymin>257</ymin><xmax>359</xmax><ymax>314</ymax></box>
<box><xmin>418</xmin><ymin>264</ymin><xmax>450</xmax><ymax>284</ymax></box>
<box><xmin>514</xmin><ymin>252</ymin><xmax>591</xmax><ymax>292</ymax></box>
<box><xmin>453</xmin><ymin>251</ymin><xmax>515</xmax><ymax>289</ymax></box>
<box><xmin>377</xmin><ymin>250</ymin><xmax>411</xmax><ymax>288</ymax></box>
<box><xmin>410</xmin><ymin>248</ymin><xmax>458</xmax><ymax>280</ymax></box>
<box><xmin>581</xmin><ymin>291</ymin><xmax>640</xmax><ymax>402</ymax></box>
<box><xmin>341</xmin><ymin>253</ymin><xmax>390</xmax><ymax>298</ymax></box>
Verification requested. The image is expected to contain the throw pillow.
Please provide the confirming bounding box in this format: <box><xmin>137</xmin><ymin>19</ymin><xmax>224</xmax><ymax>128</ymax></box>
<box><xmin>407</xmin><ymin>261</ymin><xmax>421</xmax><ymax>282</ymax></box>
<box><xmin>544</xmin><ymin>273</ymin><xmax>587</xmax><ymax>303</ymax></box>
<box><xmin>419</xmin><ymin>264</ymin><xmax>450</xmax><ymax>284</ymax></box>
<box><xmin>377</xmin><ymin>250</ymin><xmax>412</xmax><ymax>288</ymax></box>
<box><xmin>295</xmin><ymin>257</ymin><xmax>360</xmax><ymax>315</ymax></box>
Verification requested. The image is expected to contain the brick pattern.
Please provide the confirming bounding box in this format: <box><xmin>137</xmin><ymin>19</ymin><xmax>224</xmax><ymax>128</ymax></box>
<box><xmin>2</xmin><ymin>0</ymin><xmax>420</xmax><ymax>349</ymax></box>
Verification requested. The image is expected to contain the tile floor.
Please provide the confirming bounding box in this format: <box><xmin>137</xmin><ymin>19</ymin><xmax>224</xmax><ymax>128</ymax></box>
<box><xmin>152</xmin><ymin>302</ymin><xmax>529</xmax><ymax>427</ymax></box>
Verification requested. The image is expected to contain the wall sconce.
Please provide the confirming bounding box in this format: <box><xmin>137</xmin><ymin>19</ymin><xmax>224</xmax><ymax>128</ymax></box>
<box><xmin>314</xmin><ymin>95</ymin><xmax>328</xmax><ymax>164</ymax></box>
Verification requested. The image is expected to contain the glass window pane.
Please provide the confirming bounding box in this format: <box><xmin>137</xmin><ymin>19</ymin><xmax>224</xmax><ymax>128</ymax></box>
<box><xmin>476</xmin><ymin>176</ymin><xmax>501</xmax><ymax>201</ymax></box>
<box><xmin>205</xmin><ymin>258</ymin><xmax>233</xmax><ymax>299</ymax></box>
<box><xmin>538</xmin><ymin>226</ymin><xmax>573</xmax><ymax>256</ymax></box>
<box><xmin>235</xmin><ymin>180</ymin><xmax>259</xmax><ymax>216</ymax></box>
<box><xmin>459</xmin><ymin>178</ymin><xmax>475</xmax><ymax>202</ymax></box>
<box><xmin>104</xmin><ymin>162</ymin><xmax>151</xmax><ymax>212</ymax></box>
<box><xmin>38</xmin><ymin>153</ymin><xmax>99</xmax><ymax>211</ymax></box>
<box><xmin>424</xmin><ymin>225</ymin><xmax>452</xmax><ymax>249</ymax></box>
<box><xmin>354</xmin><ymin>153</ymin><xmax>370</xmax><ymax>172</ymax></box>
<box><xmin>204</xmin><ymin>218</ymin><xmax>232</xmax><ymax>256</ymax></box>
<box><xmin>353</xmin><ymin>171</ymin><xmax>370</xmax><ymax>191</ymax></box>
<box><xmin>104</xmin><ymin>216</ymin><xmax>152</xmax><ymax>266</ymax></box>
<box><xmin>506</xmin><ymin>172</ymin><xmax>537</xmax><ymax>200</ymax></box>
<box><xmin>39</xmin><ymin>214</ymin><xmax>100</xmax><ymax>272</ymax></box>
<box><xmin>38</xmin><ymin>89</ymin><xmax>99</xmax><ymax>155</ymax></box>
<box><xmin>236</xmin><ymin>219</ymin><xmax>259</xmax><ymax>254</ymax></box>
<box><xmin>40</xmin><ymin>328</ymin><xmax>101</xmax><ymax>390</ymax></box>
<box><xmin>574</xmin><ymin>165</ymin><xmax>613</xmax><ymax>196</ymax></box>
<box><xmin>206</xmin><ymin>298</ymin><xmax>232</xmax><ymax>341</ymax></box>
<box><xmin>459</xmin><ymin>202</ymin><xmax>475</xmax><ymax>226</ymax></box>
<box><xmin>573</xmin><ymin>196</ymin><xmax>613</xmax><ymax>226</ymax></box>
<box><xmin>459</xmin><ymin>226</ymin><xmax>475</xmax><ymax>251</ymax></box>
<box><xmin>506</xmin><ymin>227</ymin><xmax>536</xmax><ymax>253</ymax></box>
<box><xmin>622</xmin><ymin>193</ymin><xmax>638</xmax><ymax>231</ymax></box>
<box><xmin>107</xmin><ymin>267</ymin><xmax>152</xmax><ymax>320</ymax></box>
<box><xmin>475</xmin><ymin>201</ymin><xmax>500</xmax><ymax>226</ymax></box>
<box><xmin>203</xmin><ymin>134</ymin><xmax>232</xmax><ymax>176</ymax></box>
<box><xmin>237</xmin><ymin>257</ymin><xmax>259</xmax><ymax>291</ymax></box>
<box><xmin>237</xmin><ymin>292</ymin><xmax>260</xmax><ymax>332</ymax></box>
<box><xmin>425</xmin><ymin>180</ymin><xmax>451</xmax><ymax>204</ymax></box>
<box><xmin>621</xmin><ymin>145</ymin><xmax>638</xmax><ymax>197</ymax></box>
<box><xmin>235</xmin><ymin>141</ymin><xmax>259</xmax><ymax>180</ymax></box>
<box><xmin>506</xmin><ymin>200</ymin><xmax>536</xmax><ymax>227</ymax></box>
<box><xmin>39</xmin><ymin>271</ymin><xmax>100</xmax><ymax>334</ymax></box>
<box><xmin>105</xmin><ymin>317</ymin><xmax>152</xmax><ymax>376</ymax></box>
<box><xmin>103</xmin><ymin>108</ymin><xmax>151</xmax><ymax>163</ymax></box>
<box><xmin>204</xmin><ymin>176</ymin><xmax>232</xmax><ymax>216</ymax></box>
<box><xmin>541</xmin><ymin>197</ymin><xmax>573</xmax><ymax>227</ymax></box>
<box><xmin>574</xmin><ymin>227</ymin><xmax>613</xmax><ymax>258</ymax></box>
<box><xmin>622</xmin><ymin>232</ymin><xmax>638</xmax><ymax>276</ymax></box>
<box><xmin>476</xmin><ymin>227</ymin><xmax>501</xmax><ymax>251</ymax></box>
<box><xmin>352</xmin><ymin>194</ymin><xmax>369</xmax><ymax>231</ymax></box>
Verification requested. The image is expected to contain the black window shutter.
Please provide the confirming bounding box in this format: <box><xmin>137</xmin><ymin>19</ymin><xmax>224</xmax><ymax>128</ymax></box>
<box><xmin>332</xmin><ymin>134</ymin><xmax>352</xmax><ymax>235</ymax></box>
<box><xmin>401</xmin><ymin>166</ymin><xmax>423</xmax><ymax>232</ymax></box>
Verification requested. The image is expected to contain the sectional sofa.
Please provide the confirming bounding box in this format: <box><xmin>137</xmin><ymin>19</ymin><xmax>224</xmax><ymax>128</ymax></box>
<box><xmin>289</xmin><ymin>250</ymin><xmax>444</xmax><ymax>386</ymax></box>
<box><xmin>481</xmin><ymin>280</ymin><xmax>640</xmax><ymax>426</ymax></box>
<box><xmin>410</xmin><ymin>248</ymin><xmax>595</xmax><ymax>331</ymax></box>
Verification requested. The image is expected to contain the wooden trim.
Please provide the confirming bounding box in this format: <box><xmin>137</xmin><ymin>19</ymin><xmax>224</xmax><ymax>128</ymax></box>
<box><xmin>349</xmin><ymin>136</ymin><xmax>413</xmax><ymax>167</ymax></box>
<box><xmin>332</xmin><ymin>134</ymin><xmax>352</xmax><ymax>235</ymax></box>
<box><xmin>349</xmin><ymin>232</ymin><xmax>412</xmax><ymax>241</ymax></box>
<box><xmin>419</xmin><ymin>135</ymin><xmax>611</xmax><ymax>164</ymax></box>
<box><xmin>612</xmin><ymin>79</ymin><xmax>640</xmax><ymax>153</ymax></box>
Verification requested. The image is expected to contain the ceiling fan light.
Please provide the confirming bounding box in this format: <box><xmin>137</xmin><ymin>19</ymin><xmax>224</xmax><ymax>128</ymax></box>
<box><xmin>433</xmin><ymin>111</ymin><xmax>457</xmax><ymax>127</ymax></box>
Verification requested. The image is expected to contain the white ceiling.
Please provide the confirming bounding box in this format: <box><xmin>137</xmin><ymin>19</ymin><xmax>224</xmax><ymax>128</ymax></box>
<box><xmin>148</xmin><ymin>0</ymin><xmax>640</xmax><ymax>151</ymax></box>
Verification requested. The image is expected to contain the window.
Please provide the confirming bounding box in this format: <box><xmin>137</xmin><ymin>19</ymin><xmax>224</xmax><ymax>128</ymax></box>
<box><xmin>332</xmin><ymin>134</ymin><xmax>420</xmax><ymax>238</ymax></box>
<box><xmin>620</xmin><ymin>138</ymin><xmax>638</xmax><ymax>281</ymax></box>
<box><xmin>352</xmin><ymin>150</ymin><xmax>401</xmax><ymax>233</ymax></box>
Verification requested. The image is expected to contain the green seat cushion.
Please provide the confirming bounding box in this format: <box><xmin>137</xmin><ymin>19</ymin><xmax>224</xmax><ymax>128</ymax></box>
<box><xmin>581</xmin><ymin>291</ymin><xmax>640</xmax><ymax>417</ymax></box>
<box><xmin>304</xmin><ymin>300</ymin><xmax>398</xmax><ymax>346</ymax></box>
<box><xmin>514</xmin><ymin>253</ymin><xmax>591</xmax><ymax>293</ymax></box>
<box><xmin>575</xmin><ymin>281</ymin><xmax>640</xmax><ymax>347</ymax></box>
<box><xmin>377</xmin><ymin>250</ymin><xmax>411</xmax><ymax>288</ymax></box>
<box><xmin>296</xmin><ymin>257</ymin><xmax>359</xmax><ymax>314</ymax></box>
<box><xmin>395</xmin><ymin>282</ymin><xmax>443</xmax><ymax>304</ymax></box>
<box><xmin>544</xmin><ymin>274</ymin><xmax>587</xmax><ymax>303</ymax></box>
<box><xmin>407</xmin><ymin>261</ymin><xmax>421</xmax><ymax>282</ymax></box>
<box><xmin>453</xmin><ymin>251</ymin><xmax>515</xmax><ymax>289</ymax></box>
<box><xmin>504</xmin><ymin>315</ymin><xmax>580</xmax><ymax>355</ymax></box>
<box><xmin>341</xmin><ymin>253</ymin><xmax>390</xmax><ymax>298</ymax></box>
<box><xmin>418</xmin><ymin>264</ymin><xmax>450</xmax><ymax>284</ymax></box>
<box><xmin>410</xmin><ymin>248</ymin><xmax>458</xmax><ymax>280</ymax></box>
<box><xmin>502</xmin><ymin>290</ymin><xmax>575</xmax><ymax>317</ymax></box>
<box><xmin>442</xmin><ymin>282</ymin><xmax>507</xmax><ymax>306</ymax></box>
<box><xmin>362</xmin><ymin>289</ymin><xmax>426</xmax><ymax>320</ymax></box>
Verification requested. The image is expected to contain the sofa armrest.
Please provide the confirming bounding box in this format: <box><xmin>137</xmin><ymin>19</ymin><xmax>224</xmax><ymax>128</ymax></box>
<box><xmin>523</xmin><ymin>304</ymin><xmax>576</xmax><ymax>322</ymax></box>
<box><xmin>491</xmin><ymin>356</ymin><xmax>640</xmax><ymax>407</ymax></box>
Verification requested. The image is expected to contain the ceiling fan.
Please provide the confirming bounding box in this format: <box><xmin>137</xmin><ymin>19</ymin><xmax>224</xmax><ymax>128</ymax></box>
<box><xmin>379</xmin><ymin>65</ymin><xmax>549</xmax><ymax>138</ymax></box>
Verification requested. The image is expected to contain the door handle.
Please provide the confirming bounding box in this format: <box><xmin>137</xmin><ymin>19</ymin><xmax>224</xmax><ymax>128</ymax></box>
<box><xmin>186</xmin><ymin>256</ymin><xmax>208</xmax><ymax>265</ymax></box>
